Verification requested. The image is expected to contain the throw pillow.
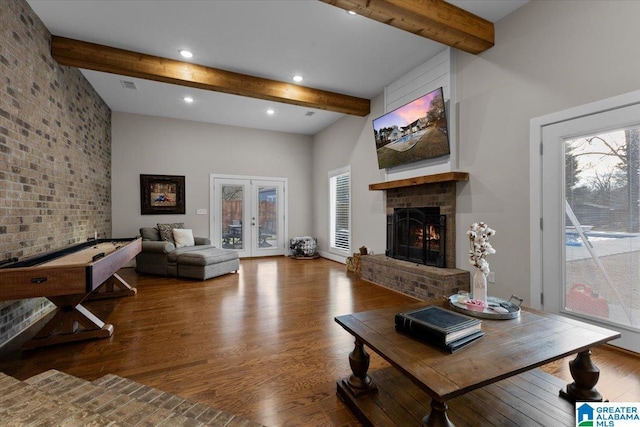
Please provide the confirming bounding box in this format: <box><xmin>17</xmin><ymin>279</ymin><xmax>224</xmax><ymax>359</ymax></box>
<box><xmin>173</xmin><ymin>228</ymin><xmax>195</xmax><ymax>248</ymax></box>
<box><xmin>157</xmin><ymin>222</ymin><xmax>184</xmax><ymax>242</ymax></box>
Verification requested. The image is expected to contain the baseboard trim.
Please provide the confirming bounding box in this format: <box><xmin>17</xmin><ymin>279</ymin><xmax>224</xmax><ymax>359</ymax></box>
<box><xmin>318</xmin><ymin>250</ymin><xmax>346</xmax><ymax>264</ymax></box>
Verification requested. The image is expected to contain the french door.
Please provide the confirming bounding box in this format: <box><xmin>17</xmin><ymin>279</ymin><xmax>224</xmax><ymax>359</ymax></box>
<box><xmin>211</xmin><ymin>175</ymin><xmax>286</xmax><ymax>258</ymax></box>
<box><xmin>540</xmin><ymin>100</ymin><xmax>640</xmax><ymax>352</ymax></box>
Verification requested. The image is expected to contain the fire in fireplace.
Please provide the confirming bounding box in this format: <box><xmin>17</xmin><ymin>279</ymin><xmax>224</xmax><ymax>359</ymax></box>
<box><xmin>386</xmin><ymin>207</ymin><xmax>446</xmax><ymax>267</ymax></box>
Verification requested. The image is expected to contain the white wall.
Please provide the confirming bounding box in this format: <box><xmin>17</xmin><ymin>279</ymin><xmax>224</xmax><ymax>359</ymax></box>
<box><xmin>385</xmin><ymin>48</ymin><xmax>458</xmax><ymax>180</ymax></box>
<box><xmin>312</xmin><ymin>95</ymin><xmax>387</xmax><ymax>261</ymax></box>
<box><xmin>312</xmin><ymin>0</ymin><xmax>640</xmax><ymax>304</ymax></box>
<box><xmin>455</xmin><ymin>0</ymin><xmax>640</xmax><ymax>304</ymax></box>
<box><xmin>111</xmin><ymin>112</ymin><xmax>313</xmax><ymax>242</ymax></box>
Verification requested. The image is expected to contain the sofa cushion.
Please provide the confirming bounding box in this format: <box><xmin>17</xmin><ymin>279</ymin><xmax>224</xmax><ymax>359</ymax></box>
<box><xmin>176</xmin><ymin>248</ymin><xmax>239</xmax><ymax>266</ymax></box>
<box><xmin>157</xmin><ymin>222</ymin><xmax>184</xmax><ymax>242</ymax></box>
<box><xmin>173</xmin><ymin>228</ymin><xmax>195</xmax><ymax>248</ymax></box>
<box><xmin>167</xmin><ymin>244</ymin><xmax>217</xmax><ymax>263</ymax></box>
<box><xmin>140</xmin><ymin>227</ymin><xmax>161</xmax><ymax>241</ymax></box>
<box><xmin>141</xmin><ymin>240</ymin><xmax>175</xmax><ymax>254</ymax></box>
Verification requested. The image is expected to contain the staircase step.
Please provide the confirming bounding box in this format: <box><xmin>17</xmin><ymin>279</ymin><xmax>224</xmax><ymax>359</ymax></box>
<box><xmin>94</xmin><ymin>374</ymin><xmax>263</xmax><ymax>427</ymax></box>
<box><xmin>24</xmin><ymin>370</ymin><xmax>262</xmax><ymax>426</ymax></box>
<box><xmin>26</xmin><ymin>368</ymin><xmax>91</xmax><ymax>394</ymax></box>
<box><xmin>0</xmin><ymin>372</ymin><xmax>121</xmax><ymax>426</ymax></box>
<box><xmin>25</xmin><ymin>370</ymin><xmax>208</xmax><ymax>426</ymax></box>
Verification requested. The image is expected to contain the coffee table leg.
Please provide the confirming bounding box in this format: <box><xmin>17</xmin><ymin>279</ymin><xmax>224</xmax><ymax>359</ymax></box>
<box><xmin>422</xmin><ymin>399</ymin><xmax>455</xmax><ymax>427</ymax></box>
<box><xmin>342</xmin><ymin>338</ymin><xmax>377</xmax><ymax>396</ymax></box>
<box><xmin>560</xmin><ymin>349</ymin><xmax>604</xmax><ymax>402</ymax></box>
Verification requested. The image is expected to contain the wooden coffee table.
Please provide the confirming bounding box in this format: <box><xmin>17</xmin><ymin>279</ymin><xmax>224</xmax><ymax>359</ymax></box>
<box><xmin>335</xmin><ymin>301</ymin><xmax>621</xmax><ymax>427</ymax></box>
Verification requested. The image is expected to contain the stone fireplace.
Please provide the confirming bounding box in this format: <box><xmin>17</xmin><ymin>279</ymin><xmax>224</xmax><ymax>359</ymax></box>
<box><xmin>361</xmin><ymin>172</ymin><xmax>470</xmax><ymax>300</ymax></box>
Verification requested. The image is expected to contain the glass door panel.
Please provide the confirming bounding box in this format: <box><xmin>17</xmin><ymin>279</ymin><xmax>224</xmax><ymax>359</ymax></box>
<box><xmin>565</xmin><ymin>129</ymin><xmax>640</xmax><ymax>329</ymax></box>
<box><xmin>221</xmin><ymin>184</ymin><xmax>244</xmax><ymax>251</ymax></box>
<box><xmin>252</xmin><ymin>180</ymin><xmax>284</xmax><ymax>256</ymax></box>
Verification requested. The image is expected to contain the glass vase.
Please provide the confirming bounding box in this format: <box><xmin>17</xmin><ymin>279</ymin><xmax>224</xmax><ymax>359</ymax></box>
<box><xmin>472</xmin><ymin>268</ymin><xmax>487</xmax><ymax>303</ymax></box>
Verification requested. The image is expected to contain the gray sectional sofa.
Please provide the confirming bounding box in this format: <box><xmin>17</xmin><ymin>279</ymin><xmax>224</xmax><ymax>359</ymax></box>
<box><xmin>135</xmin><ymin>226</ymin><xmax>239</xmax><ymax>280</ymax></box>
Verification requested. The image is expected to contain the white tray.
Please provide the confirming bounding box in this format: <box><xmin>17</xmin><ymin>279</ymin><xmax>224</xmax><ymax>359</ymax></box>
<box><xmin>448</xmin><ymin>295</ymin><xmax>521</xmax><ymax>320</ymax></box>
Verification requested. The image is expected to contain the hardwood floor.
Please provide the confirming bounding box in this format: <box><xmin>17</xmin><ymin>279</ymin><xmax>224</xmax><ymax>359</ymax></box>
<box><xmin>0</xmin><ymin>257</ymin><xmax>638</xmax><ymax>426</ymax></box>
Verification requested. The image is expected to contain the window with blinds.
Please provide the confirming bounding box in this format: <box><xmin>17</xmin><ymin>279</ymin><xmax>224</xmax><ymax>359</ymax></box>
<box><xmin>329</xmin><ymin>167</ymin><xmax>351</xmax><ymax>254</ymax></box>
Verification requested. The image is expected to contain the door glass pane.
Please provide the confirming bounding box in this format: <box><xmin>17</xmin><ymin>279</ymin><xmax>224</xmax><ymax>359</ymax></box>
<box><xmin>565</xmin><ymin>128</ymin><xmax>640</xmax><ymax>331</ymax></box>
<box><xmin>258</xmin><ymin>186</ymin><xmax>278</xmax><ymax>248</ymax></box>
<box><xmin>221</xmin><ymin>185</ymin><xmax>244</xmax><ymax>250</ymax></box>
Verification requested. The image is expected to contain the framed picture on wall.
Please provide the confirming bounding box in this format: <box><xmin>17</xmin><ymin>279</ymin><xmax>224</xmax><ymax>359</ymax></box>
<box><xmin>140</xmin><ymin>174</ymin><xmax>185</xmax><ymax>215</ymax></box>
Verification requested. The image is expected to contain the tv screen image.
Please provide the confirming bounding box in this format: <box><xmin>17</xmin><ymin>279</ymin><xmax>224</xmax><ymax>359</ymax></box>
<box><xmin>372</xmin><ymin>87</ymin><xmax>449</xmax><ymax>169</ymax></box>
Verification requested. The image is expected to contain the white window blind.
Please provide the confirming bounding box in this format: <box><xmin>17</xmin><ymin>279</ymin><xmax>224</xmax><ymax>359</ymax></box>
<box><xmin>329</xmin><ymin>167</ymin><xmax>351</xmax><ymax>254</ymax></box>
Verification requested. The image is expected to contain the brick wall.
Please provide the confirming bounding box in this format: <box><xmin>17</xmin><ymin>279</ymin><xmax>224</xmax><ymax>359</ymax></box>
<box><xmin>361</xmin><ymin>254</ymin><xmax>469</xmax><ymax>300</ymax></box>
<box><xmin>0</xmin><ymin>0</ymin><xmax>111</xmax><ymax>346</ymax></box>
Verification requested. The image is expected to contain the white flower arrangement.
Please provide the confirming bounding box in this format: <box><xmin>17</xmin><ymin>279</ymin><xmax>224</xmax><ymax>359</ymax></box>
<box><xmin>466</xmin><ymin>222</ymin><xmax>496</xmax><ymax>275</ymax></box>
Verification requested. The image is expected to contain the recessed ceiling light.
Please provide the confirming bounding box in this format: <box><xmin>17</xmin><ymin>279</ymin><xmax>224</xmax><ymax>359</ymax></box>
<box><xmin>348</xmin><ymin>10</ymin><xmax>357</xmax><ymax>15</ymax></box>
<box><xmin>292</xmin><ymin>75</ymin><xmax>303</xmax><ymax>83</ymax></box>
<box><xmin>266</xmin><ymin>108</ymin><xmax>275</xmax><ymax>115</ymax></box>
<box><xmin>179</xmin><ymin>49</ymin><xmax>193</xmax><ymax>59</ymax></box>
<box><xmin>183</xmin><ymin>96</ymin><xmax>194</xmax><ymax>103</ymax></box>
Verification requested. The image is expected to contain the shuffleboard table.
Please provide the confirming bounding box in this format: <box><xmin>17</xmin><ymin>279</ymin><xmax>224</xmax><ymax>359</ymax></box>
<box><xmin>0</xmin><ymin>237</ymin><xmax>141</xmax><ymax>348</ymax></box>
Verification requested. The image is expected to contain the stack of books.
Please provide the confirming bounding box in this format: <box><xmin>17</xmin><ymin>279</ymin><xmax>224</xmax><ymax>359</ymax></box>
<box><xmin>395</xmin><ymin>305</ymin><xmax>484</xmax><ymax>353</ymax></box>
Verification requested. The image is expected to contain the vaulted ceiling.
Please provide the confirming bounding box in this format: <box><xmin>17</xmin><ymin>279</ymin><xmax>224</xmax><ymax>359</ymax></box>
<box><xmin>27</xmin><ymin>0</ymin><xmax>527</xmax><ymax>135</ymax></box>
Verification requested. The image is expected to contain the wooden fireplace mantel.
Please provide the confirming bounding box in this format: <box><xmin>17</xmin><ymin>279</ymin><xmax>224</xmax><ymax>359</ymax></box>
<box><xmin>369</xmin><ymin>172</ymin><xmax>469</xmax><ymax>191</ymax></box>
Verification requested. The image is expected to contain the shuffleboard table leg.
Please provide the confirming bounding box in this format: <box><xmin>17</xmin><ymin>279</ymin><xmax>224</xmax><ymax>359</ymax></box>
<box><xmin>23</xmin><ymin>294</ymin><xmax>114</xmax><ymax>349</ymax></box>
<box><xmin>560</xmin><ymin>349</ymin><xmax>604</xmax><ymax>402</ymax></box>
<box><xmin>88</xmin><ymin>273</ymin><xmax>137</xmax><ymax>300</ymax></box>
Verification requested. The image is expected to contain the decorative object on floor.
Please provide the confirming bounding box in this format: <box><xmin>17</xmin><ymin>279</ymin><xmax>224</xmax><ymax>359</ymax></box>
<box><xmin>466</xmin><ymin>222</ymin><xmax>496</xmax><ymax>303</ymax></box>
<box><xmin>346</xmin><ymin>253</ymin><xmax>362</xmax><ymax>276</ymax></box>
<box><xmin>289</xmin><ymin>236</ymin><xmax>319</xmax><ymax>259</ymax></box>
<box><xmin>140</xmin><ymin>174</ymin><xmax>185</xmax><ymax>215</ymax></box>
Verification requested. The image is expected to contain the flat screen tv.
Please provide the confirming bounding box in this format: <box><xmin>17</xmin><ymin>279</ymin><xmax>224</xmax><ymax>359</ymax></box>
<box><xmin>372</xmin><ymin>87</ymin><xmax>449</xmax><ymax>170</ymax></box>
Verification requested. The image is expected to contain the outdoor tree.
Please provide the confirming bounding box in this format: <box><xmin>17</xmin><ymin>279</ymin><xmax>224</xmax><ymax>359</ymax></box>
<box><xmin>566</xmin><ymin>128</ymin><xmax>640</xmax><ymax>232</ymax></box>
<box><xmin>426</xmin><ymin>93</ymin><xmax>446</xmax><ymax>131</ymax></box>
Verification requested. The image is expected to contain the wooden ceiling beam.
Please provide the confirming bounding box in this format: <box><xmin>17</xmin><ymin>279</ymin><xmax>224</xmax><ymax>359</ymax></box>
<box><xmin>51</xmin><ymin>36</ymin><xmax>371</xmax><ymax>117</ymax></box>
<box><xmin>320</xmin><ymin>0</ymin><xmax>494</xmax><ymax>54</ymax></box>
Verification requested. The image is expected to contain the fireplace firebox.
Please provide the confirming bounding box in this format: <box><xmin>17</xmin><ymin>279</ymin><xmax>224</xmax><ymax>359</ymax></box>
<box><xmin>386</xmin><ymin>207</ymin><xmax>445</xmax><ymax>267</ymax></box>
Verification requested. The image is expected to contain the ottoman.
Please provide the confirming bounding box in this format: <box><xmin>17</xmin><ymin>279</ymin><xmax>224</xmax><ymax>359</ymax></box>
<box><xmin>176</xmin><ymin>248</ymin><xmax>240</xmax><ymax>280</ymax></box>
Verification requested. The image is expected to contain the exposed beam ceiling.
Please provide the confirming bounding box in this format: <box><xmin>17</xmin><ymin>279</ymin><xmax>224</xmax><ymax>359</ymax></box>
<box><xmin>320</xmin><ymin>0</ymin><xmax>494</xmax><ymax>54</ymax></box>
<box><xmin>50</xmin><ymin>0</ymin><xmax>493</xmax><ymax>119</ymax></box>
<box><xmin>51</xmin><ymin>36</ymin><xmax>371</xmax><ymax>117</ymax></box>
